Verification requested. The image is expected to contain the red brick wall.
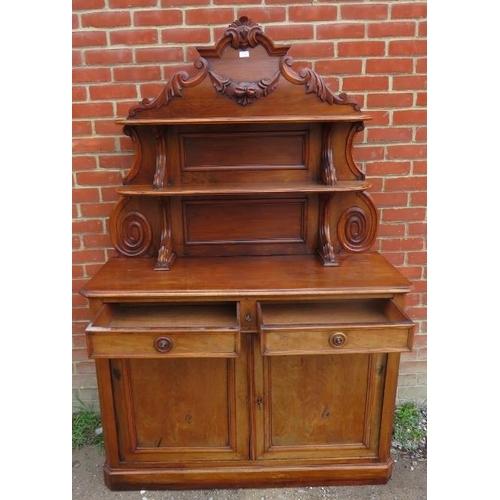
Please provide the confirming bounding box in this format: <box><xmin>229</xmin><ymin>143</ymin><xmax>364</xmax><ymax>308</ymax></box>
<box><xmin>72</xmin><ymin>1</ymin><xmax>427</xmax><ymax>410</ymax></box>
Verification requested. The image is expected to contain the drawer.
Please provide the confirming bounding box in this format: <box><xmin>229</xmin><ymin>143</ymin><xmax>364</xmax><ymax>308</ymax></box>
<box><xmin>86</xmin><ymin>303</ymin><xmax>240</xmax><ymax>358</ymax></box>
<box><xmin>257</xmin><ymin>299</ymin><xmax>414</xmax><ymax>355</ymax></box>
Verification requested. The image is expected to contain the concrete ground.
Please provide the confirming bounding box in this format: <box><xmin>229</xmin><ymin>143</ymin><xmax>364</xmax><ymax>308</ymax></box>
<box><xmin>72</xmin><ymin>446</ymin><xmax>426</xmax><ymax>499</ymax></box>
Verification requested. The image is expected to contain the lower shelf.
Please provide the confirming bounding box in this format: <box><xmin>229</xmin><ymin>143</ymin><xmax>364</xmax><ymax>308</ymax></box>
<box><xmin>103</xmin><ymin>459</ymin><xmax>394</xmax><ymax>490</ymax></box>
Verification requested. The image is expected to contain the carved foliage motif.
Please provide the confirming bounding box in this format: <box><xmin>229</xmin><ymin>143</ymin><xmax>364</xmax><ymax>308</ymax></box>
<box><xmin>225</xmin><ymin>16</ymin><xmax>263</xmax><ymax>50</ymax></box>
<box><xmin>155</xmin><ymin>198</ymin><xmax>176</xmax><ymax>270</ymax></box>
<box><xmin>209</xmin><ymin>70</ymin><xmax>281</xmax><ymax>106</ymax></box>
<box><xmin>318</xmin><ymin>194</ymin><xmax>339</xmax><ymax>266</ymax></box>
<box><xmin>321</xmin><ymin>124</ymin><xmax>337</xmax><ymax>185</ymax></box>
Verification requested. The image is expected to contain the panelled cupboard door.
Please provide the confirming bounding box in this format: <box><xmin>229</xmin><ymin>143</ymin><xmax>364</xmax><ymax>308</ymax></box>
<box><xmin>109</xmin><ymin>340</ymin><xmax>250</xmax><ymax>463</ymax></box>
<box><xmin>253</xmin><ymin>339</ymin><xmax>387</xmax><ymax>461</ymax></box>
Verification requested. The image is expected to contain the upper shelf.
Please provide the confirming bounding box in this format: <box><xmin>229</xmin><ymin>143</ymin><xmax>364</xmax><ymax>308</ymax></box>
<box><xmin>117</xmin><ymin>180</ymin><xmax>371</xmax><ymax>197</ymax></box>
<box><xmin>115</xmin><ymin>114</ymin><xmax>372</xmax><ymax>126</ymax></box>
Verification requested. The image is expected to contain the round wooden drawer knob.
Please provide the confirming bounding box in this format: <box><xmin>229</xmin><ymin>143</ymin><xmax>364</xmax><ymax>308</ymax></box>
<box><xmin>154</xmin><ymin>336</ymin><xmax>173</xmax><ymax>353</ymax></box>
<box><xmin>329</xmin><ymin>332</ymin><xmax>347</xmax><ymax>348</ymax></box>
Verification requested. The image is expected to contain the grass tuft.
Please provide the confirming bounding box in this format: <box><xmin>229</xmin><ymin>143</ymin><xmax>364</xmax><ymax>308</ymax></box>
<box><xmin>392</xmin><ymin>401</ymin><xmax>427</xmax><ymax>458</ymax></box>
<box><xmin>72</xmin><ymin>399</ymin><xmax>104</xmax><ymax>452</ymax></box>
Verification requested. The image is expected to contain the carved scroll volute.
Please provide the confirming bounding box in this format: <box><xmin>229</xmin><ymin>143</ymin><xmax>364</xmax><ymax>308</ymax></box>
<box><xmin>317</xmin><ymin>194</ymin><xmax>339</xmax><ymax>267</ymax></box>
<box><xmin>337</xmin><ymin>192</ymin><xmax>379</xmax><ymax>253</ymax></box>
<box><xmin>110</xmin><ymin>197</ymin><xmax>153</xmax><ymax>257</ymax></box>
<box><xmin>321</xmin><ymin>124</ymin><xmax>337</xmax><ymax>185</ymax></box>
<box><xmin>122</xmin><ymin>126</ymin><xmax>142</xmax><ymax>185</ymax></box>
<box><xmin>155</xmin><ymin>198</ymin><xmax>176</xmax><ymax>271</ymax></box>
<box><xmin>152</xmin><ymin>126</ymin><xmax>167</xmax><ymax>189</ymax></box>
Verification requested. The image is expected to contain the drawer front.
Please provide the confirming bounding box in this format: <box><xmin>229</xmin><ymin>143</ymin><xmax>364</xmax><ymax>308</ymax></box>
<box><xmin>260</xmin><ymin>325</ymin><xmax>412</xmax><ymax>355</ymax></box>
<box><xmin>86</xmin><ymin>302</ymin><xmax>241</xmax><ymax>358</ymax></box>
<box><xmin>258</xmin><ymin>299</ymin><xmax>414</xmax><ymax>356</ymax></box>
<box><xmin>87</xmin><ymin>330</ymin><xmax>240</xmax><ymax>358</ymax></box>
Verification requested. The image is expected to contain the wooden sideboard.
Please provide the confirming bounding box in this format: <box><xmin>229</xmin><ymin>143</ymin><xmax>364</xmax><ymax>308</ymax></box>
<box><xmin>81</xmin><ymin>17</ymin><xmax>414</xmax><ymax>490</ymax></box>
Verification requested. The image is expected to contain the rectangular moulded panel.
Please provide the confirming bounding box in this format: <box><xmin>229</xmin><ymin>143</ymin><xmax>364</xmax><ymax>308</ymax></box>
<box><xmin>181</xmin><ymin>131</ymin><xmax>307</xmax><ymax>171</ymax></box>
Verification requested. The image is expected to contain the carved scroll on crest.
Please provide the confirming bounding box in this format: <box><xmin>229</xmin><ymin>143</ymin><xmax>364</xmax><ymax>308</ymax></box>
<box><xmin>317</xmin><ymin>194</ymin><xmax>339</xmax><ymax>266</ymax></box>
<box><xmin>128</xmin><ymin>58</ymin><xmax>209</xmax><ymax>117</ymax></box>
<box><xmin>280</xmin><ymin>56</ymin><xmax>360</xmax><ymax>111</ymax></box>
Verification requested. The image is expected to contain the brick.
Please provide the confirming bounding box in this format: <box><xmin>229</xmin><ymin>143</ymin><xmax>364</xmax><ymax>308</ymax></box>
<box><xmin>316</xmin><ymin>59</ymin><xmax>362</xmax><ymax>76</ymax></box>
<box><xmin>393</xmin><ymin>109</ymin><xmax>427</xmax><ymax>125</ymax></box>
<box><xmin>73</xmin><ymin>0</ymin><xmax>104</xmax><ymax>8</ymax></box>
<box><xmin>418</xmin><ymin>20</ymin><xmax>427</xmax><ymax>37</ymax></box>
<box><xmin>367</xmin><ymin>21</ymin><xmax>416</xmax><ymax>38</ymax></box>
<box><xmin>408</xmin><ymin>251</ymin><xmax>427</xmax><ymax>265</ymax></box>
<box><xmin>81</xmin><ymin>11</ymin><xmax>131</xmax><ymax>28</ymax></box>
<box><xmin>370</xmin><ymin>191</ymin><xmax>409</xmax><ymax>207</ymax></box>
<box><xmin>389</xmin><ymin>39</ymin><xmax>427</xmax><ymax>57</ymax></box>
<box><xmin>186</xmin><ymin>8</ymin><xmax>236</xmax><ymax>25</ymax></box>
<box><xmin>73</xmin><ymin>156</ymin><xmax>97</xmax><ymax>170</ymax></box>
<box><xmin>99</xmin><ymin>154</ymin><xmax>135</xmax><ymax>169</ymax></box>
<box><xmin>72</xmin><ymin>85</ymin><xmax>87</xmax><ymax>101</ymax></box>
<box><xmin>81</xmin><ymin>202</ymin><xmax>116</xmax><ymax>218</ymax></box>
<box><xmin>111</xmin><ymin>0</ymin><xmax>158</xmax><ymax>6</ymax></box>
<box><xmin>341</xmin><ymin>4</ymin><xmax>388</xmax><ymax>20</ymax></box>
<box><xmin>317</xmin><ymin>22</ymin><xmax>365</xmax><ymax>40</ymax></box>
<box><xmin>135</xmin><ymin>47</ymin><xmax>184</xmax><ymax>63</ymax></box>
<box><xmin>381</xmin><ymin>207</ymin><xmax>426</xmax><ymax>222</ymax></box>
<box><xmin>392</xmin><ymin>2</ymin><xmax>427</xmax><ymax>20</ymax></box>
<box><xmin>381</xmin><ymin>237</ymin><xmax>424</xmax><ymax>252</ymax></box>
<box><xmin>72</xmin><ymin>137</ymin><xmax>116</xmax><ymax>154</ymax></box>
<box><xmin>289</xmin><ymin>5</ymin><xmax>337</xmax><ymax>22</ymax></box>
<box><xmin>367</xmin><ymin>92</ymin><xmax>414</xmax><ymax>108</ymax></box>
<box><xmin>73</xmin><ymin>219</ymin><xmax>104</xmax><ymax>234</ymax></box>
<box><xmin>73</xmin><ymin>248</ymin><xmax>108</xmax><ymax>265</ymax></box>
<box><xmin>366</xmin><ymin>58</ymin><xmax>414</xmax><ymax>74</ymax></box>
<box><xmin>113</xmin><ymin>65</ymin><xmax>162</xmax><ymax>82</ymax></box>
<box><xmin>89</xmin><ymin>84</ymin><xmax>137</xmax><ymax>101</ymax></box>
<box><xmin>94</xmin><ymin>119</ymin><xmax>125</xmax><ymax>135</ymax></box>
<box><xmin>72</xmin><ymin>31</ymin><xmax>107</xmax><ymax>48</ymax></box>
<box><xmin>72</xmin><ymin>102</ymin><xmax>114</xmax><ymax>118</ymax></box>
<box><xmin>73</xmin><ymin>13</ymin><xmax>79</xmax><ymax>29</ymax></box>
<box><xmin>410</xmin><ymin>191</ymin><xmax>427</xmax><ymax>206</ymax></box>
<box><xmin>73</xmin><ymin>67</ymin><xmax>111</xmax><ymax>83</ymax></box>
<box><xmin>415</xmin><ymin>127</ymin><xmax>426</xmax><ymax>141</ymax></box>
<box><xmin>386</xmin><ymin>144</ymin><xmax>427</xmax><ymax>160</ymax></box>
<box><xmin>161</xmin><ymin>27</ymin><xmax>211</xmax><ymax>44</ymax></box>
<box><xmin>413</xmin><ymin>160</ymin><xmax>427</xmax><ymax>175</ymax></box>
<box><xmin>73</xmin><ymin>50</ymin><xmax>82</xmax><ymax>67</ymax></box>
<box><xmin>367</xmin><ymin>127</ymin><xmax>413</xmax><ymax>143</ymax></box>
<box><xmin>73</xmin><ymin>121</ymin><xmax>92</xmax><ymax>136</ymax></box>
<box><xmin>354</xmin><ymin>145</ymin><xmax>384</xmax><ymax>161</ymax></box>
<box><xmin>416</xmin><ymin>58</ymin><xmax>427</xmax><ymax>73</ymax></box>
<box><xmin>134</xmin><ymin>9</ymin><xmax>183</xmax><ymax>26</ymax></box>
<box><xmin>265</xmin><ymin>24</ymin><xmax>314</xmax><ymax>42</ymax></box>
<box><xmin>236</xmin><ymin>7</ymin><xmax>286</xmax><ymax>23</ymax></box>
<box><xmin>385</xmin><ymin>175</ymin><xmax>426</xmax><ymax>192</ymax></box>
<box><xmin>338</xmin><ymin>41</ymin><xmax>386</xmax><ymax>57</ymax></box>
<box><xmin>73</xmin><ymin>235</ymin><xmax>81</xmax><ymax>249</ymax></box>
<box><xmin>83</xmin><ymin>233</ymin><xmax>113</xmax><ymax>248</ymax></box>
<box><xmin>408</xmin><ymin>222</ymin><xmax>427</xmax><ymax>236</ymax></box>
<box><xmin>416</xmin><ymin>92</ymin><xmax>427</xmax><ymax>106</ymax></box>
<box><xmin>393</xmin><ymin>75</ymin><xmax>427</xmax><ymax>91</ymax></box>
<box><xmin>76</xmin><ymin>170</ymin><xmax>123</xmax><ymax>186</ymax></box>
<box><xmin>85</xmin><ymin>48</ymin><xmax>133</xmax><ymax>65</ymax></box>
<box><xmin>368</xmin><ymin>160</ymin><xmax>411</xmax><ymax>176</ymax></box>
<box><xmin>72</xmin><ymin>188</ymin><xmax>100</xmax><ymax>203</ymax></box>
<box><xmin>110</xmin><ymin>29</ymin><xmax>158</xmax><ymax>45</ymax></box>
<box><xmin>342</xmin><ymin>76</ymin><xmax>389</xmax><ymax>91</ymax></box>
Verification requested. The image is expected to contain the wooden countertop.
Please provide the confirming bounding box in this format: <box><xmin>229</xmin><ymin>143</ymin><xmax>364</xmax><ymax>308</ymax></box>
<box><xmin>80</xmin><ymin>253</ymin><xmax>411</xmax><ymax>300</ymax></box>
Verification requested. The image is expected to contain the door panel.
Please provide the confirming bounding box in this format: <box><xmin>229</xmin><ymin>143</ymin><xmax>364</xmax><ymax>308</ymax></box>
<box><xmin>110</xmin><ymin>347</ymin><xmax>249</xmax><ymax>463</ymax></box>
<box><xmin>254</xmin><ymin>340</ymin><xmax>387</xmax><ymax>460</ymax></box>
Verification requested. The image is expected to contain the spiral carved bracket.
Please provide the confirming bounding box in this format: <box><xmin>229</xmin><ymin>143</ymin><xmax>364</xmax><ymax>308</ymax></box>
<box><xmin>337</xmin><ymin>192</ymin><xmax>378</xmax><ymax>253</ymax></box>
<box><xmin>110</xmin><ymin>197</ymin><xmax>153</xmax><ymax>257</ymax></box>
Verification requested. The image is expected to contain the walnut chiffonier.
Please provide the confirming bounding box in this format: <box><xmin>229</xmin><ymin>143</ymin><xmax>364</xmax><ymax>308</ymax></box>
<box><xmin>80</xmin><ymin>17</ymin><xmax>414</xmax><ymax>490</ymax></box>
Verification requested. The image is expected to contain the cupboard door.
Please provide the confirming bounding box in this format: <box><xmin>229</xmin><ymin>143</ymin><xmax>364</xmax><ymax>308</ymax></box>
<box><xmin>110</xmin><ymin>340</ymin><xmax>250</xmax><ymax>463</ymax></box>
<box><xmin>253</xmin><ymin>340</ymin><xmax>387</xmax><ymax>461</ymax></box>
